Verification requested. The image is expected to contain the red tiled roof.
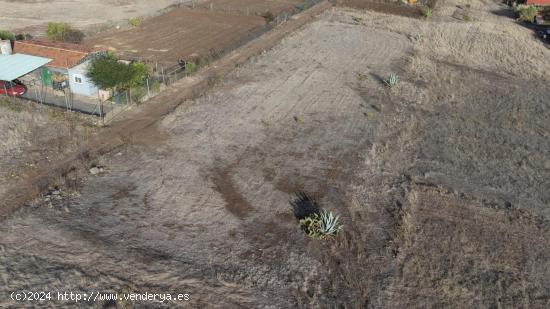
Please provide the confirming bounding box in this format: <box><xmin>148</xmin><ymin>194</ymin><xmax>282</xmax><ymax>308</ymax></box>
<box><xmin>526</xmin><ymin>0</ymin><xmax>550</xmax><ymax>4</ymax></box>
<box><xmin>13</xmin><ymin>40</ymin><xmax>91</xmax><ymax>69</ymax></box>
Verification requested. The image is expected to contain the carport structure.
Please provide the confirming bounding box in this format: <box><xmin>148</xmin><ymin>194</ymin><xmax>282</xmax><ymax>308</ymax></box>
<box><xmin>1</xmin><ymin>53</ymin><xmax>108</xmax><ymax>116</ymax></box>
<box><xmin>0</xmin><ymin>53</ymin><xmax>51</xmax><ymax>101</ymax></box>
<box><xmin>0</xmin><ymin>53</ymin><xmax>52</xmax><ymax>82</ymax></box>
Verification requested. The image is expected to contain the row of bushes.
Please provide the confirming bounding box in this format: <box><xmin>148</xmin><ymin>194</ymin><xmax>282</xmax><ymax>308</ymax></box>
<box><xmin>0</xmin><ymin>22</ymin><xmax>83</xmax><ymax>44</ymax></box>
<box><xmin>0</xmin><ymin>30</ymin><xmax>31</xmax><ymax>42</ymax></box>
<box><xmin>45</xmin><ymin>22</ymin><xmax>84</xmax><ymax>43</ymax></box>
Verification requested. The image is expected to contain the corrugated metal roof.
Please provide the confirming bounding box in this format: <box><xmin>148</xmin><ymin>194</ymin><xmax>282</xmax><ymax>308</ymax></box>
<box><xmin>0</xmin><ymin>54</ymin><xmax>52</xmax><ymax>81</ymax></box>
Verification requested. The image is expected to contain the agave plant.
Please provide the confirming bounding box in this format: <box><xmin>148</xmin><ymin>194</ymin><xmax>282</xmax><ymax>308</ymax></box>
<box><xmin>317</xmin><ymin>209</ymin><xmax>343</xmax><ymax>238</ymax></box>
<box><xmin>421</xmin><ymin>8</ymin><xmax>433</xmax><ymax>19</ymax></box>
<box><xmin>299</xmin><ymin>209</ymin><xmax>343</xmax><ymax>240</ymax></box>
<box><xmin>384</xmin><ymin>73</ymin><xmax>398</xmax><ymax>88</ymax></box>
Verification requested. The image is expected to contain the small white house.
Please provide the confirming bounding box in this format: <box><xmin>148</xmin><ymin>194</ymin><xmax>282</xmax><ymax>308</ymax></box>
<box><xmin>14</xmin><ymin>40</ymin><xmax>102</xmax><ymax>98</ymax></box>
<box><xmin>68</xmin><ymin>60</ymin><xmax>98</xmax><ymax>97</ymax></box>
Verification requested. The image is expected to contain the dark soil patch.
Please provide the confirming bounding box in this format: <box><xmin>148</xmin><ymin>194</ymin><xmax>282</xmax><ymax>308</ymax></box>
<box><xmin>111</xmin><ymin>184</ymin><xmax>137</xmax><ymax>200</ymax></box>
<box><xmin>337</xmin><ymin>0</ymin><xmax>438</xmax><ymax>17</ymax></box>
<box><xmin>210</xmin><ymin>166</ymin><xmax>253</xmax><ymax>219</ymax></box>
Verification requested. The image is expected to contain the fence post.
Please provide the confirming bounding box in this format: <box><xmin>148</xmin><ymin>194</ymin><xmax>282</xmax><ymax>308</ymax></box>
<box><xmin>146</xmin><ymin>78</ymin><xmax>151</xmax><ymax>97</ymax></box>
<box><xmin>100</xmin><ymin>100</ymin><xmax>104</xmax><ymax>126</ymax></box>
<box><xmin>64</xmin><ymin>90</ymin><xmax>69</xmax><ymax>111</ymax></box>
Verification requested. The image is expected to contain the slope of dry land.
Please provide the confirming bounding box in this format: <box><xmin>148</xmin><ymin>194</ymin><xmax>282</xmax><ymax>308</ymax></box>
<box><xmin>0</xmin><ymin>100</ymin><xmax>97</xmax><ymax>200</ymax></box>
<box><xmin>1</xmin><ymin>0</ymin><xmax>549</xmax><ymax>308</ymax></box>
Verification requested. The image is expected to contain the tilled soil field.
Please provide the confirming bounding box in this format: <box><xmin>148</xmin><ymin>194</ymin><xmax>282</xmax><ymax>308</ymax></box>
<box><xmin>85</xmin><ymin>8</ymin><xmax>266</xmax><ymax>68</ymax></box>
<box><xmin>1</xmin><ymin>0</ymin><xmax>550</xmax><ymax>308</ymax></box>
<box><xmin>196</xmin><ymin>0</ymin><xmax>304</xmax><ymax>15</ymax></box>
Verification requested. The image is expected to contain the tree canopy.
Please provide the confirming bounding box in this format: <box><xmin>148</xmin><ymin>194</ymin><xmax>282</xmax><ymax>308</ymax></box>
<box><xmin>87</xmin><ymin>53</ymin><xmax>149</xmax><ymax>90</ymax></box>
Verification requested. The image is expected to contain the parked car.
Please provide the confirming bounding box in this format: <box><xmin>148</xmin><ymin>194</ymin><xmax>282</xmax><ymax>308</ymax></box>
<box><xmin>0</xmin><ymin>80</ymin><xmax>27</xmax><ymax>97</ymax></box>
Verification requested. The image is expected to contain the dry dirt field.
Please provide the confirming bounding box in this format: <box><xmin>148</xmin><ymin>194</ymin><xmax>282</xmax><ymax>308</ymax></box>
<box><xmin>1</xmin><ymin>0</ymin><xmax>550</xmax><ymax>308</ymax></box>
<box><xmin>85</xmin><ymin>8</ymin><xmax>267</xmax><ymax>68</ymax></box>
<box><xmin>0</xmin><ymin>0</ymin><xmax>190</xmax><ymax>34</ymax></box>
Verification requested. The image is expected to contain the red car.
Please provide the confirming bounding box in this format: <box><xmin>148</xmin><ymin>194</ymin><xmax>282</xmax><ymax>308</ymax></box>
<box><xmin>0</xmin><ymin>80</ymin><xmax>27</xmax><ymax>97</ymax></box>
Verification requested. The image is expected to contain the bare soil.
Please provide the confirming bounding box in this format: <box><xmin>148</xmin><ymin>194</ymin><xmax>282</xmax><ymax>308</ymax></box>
<box><xmin>0</xmin><ymin>0</ymin><xmax>194</xmax><ymax>35</ymax></box>
<box><xmin>1</xmin><ymin>0</ymin><xmax>550</xmax><ymax>308</ymax></box>
<box><xmin>335</xmin><ymin>0</ymin><xmax>433</xmax><ymax>17</ymax></box>
<box><xmin>195</xmin><ymin>0</ymin><xmax>304</xmax><ymax>15</ymax></box>
<box><xmin>85</xmin><ymin>8</ymin><xmax>267</xmax><ymax>68</ymax></box>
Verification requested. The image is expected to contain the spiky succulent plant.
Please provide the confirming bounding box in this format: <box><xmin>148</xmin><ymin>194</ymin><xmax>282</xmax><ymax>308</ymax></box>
<box><xmin>299</xmin><ymin>209</ymin><xmax>343</xmax><ymax>240</ymax></box>
<box><xmin>384</xmin><ymin>73</ymin><xmax>398</xmax><ymax>88</ymax></box>
<box><xmin>317</xmin><ymin>209</ymin><xmax>343</xmax><ymax>238</ymax></box>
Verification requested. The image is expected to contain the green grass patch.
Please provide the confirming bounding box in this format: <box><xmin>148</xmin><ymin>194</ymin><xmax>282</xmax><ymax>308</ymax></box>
<box><xmin>128</xmin><ymin>17</ymin><xmax>142</xmax><ymax>27</ymax></box>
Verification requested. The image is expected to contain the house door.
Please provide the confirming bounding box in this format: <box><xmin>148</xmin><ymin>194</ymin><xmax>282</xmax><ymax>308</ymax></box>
<box><xmin>41</xmin><ymin>68</ymin><xmax>52</xmax><ymax>86</ymax></box>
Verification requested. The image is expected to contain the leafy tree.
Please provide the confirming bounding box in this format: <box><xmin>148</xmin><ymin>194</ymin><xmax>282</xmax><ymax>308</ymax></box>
<box><xmin>87</xmin><ymin>53</ymin><xmax>126</xmax><ymax>90</ymax></box>
<box><xmin>128</xmin><ymin>62</ymin><xmax>149</xmax><ymax>88</ymax></box>
<box><xmin>87</xmin><ymin>53</ymin><xmax>149</xmax><ymax>92</ymax></box>
<box><xmin>0</xmin><ymin>29</ymin><xmax>14</xmax><ymax>41</ymax></box>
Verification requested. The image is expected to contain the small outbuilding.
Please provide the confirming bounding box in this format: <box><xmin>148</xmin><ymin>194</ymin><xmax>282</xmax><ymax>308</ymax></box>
<box><xmin>67</xmin><ymin>60</ymin><xmax>98</xmax><ymax>97</ymax></box>
<box><xmin>13</xmin><ymin>40</ymin><xmax>101</xmax><ymax>97</ymax></box>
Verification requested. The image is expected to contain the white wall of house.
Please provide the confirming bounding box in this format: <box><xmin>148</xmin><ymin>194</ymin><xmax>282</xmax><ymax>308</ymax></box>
<box><xmin>67</xmin><ymin>60</ymin><xmax>98</xmax><ymax>97</ymax></box>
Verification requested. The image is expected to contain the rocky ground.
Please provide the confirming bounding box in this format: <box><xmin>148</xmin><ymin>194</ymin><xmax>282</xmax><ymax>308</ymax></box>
<box><xmin>0</xmin><ymin>0</ymin><xmax>549</xmax><ymax>308</ymax></box>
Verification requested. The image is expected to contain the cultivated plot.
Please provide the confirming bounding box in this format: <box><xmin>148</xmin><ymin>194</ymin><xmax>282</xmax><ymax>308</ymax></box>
<box><xmin>85</xmin><ymin>8</ymin><xmax>266</xmax><ymax>68</ymax></box>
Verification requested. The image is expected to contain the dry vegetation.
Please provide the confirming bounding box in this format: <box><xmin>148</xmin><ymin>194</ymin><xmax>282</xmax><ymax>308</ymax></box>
<box><xmin>0</xmin><ymin>0</ymin><xmax>549</xmax><ymax>308</ymax></box>
<box><xmin>0</xmin><ymin>98</ymin><xmax>97</xmax><ymax>199</ymax></box>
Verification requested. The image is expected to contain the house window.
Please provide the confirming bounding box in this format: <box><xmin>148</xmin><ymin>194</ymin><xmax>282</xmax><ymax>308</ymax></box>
<box><xmin>73</xmin><ymin>74</ymin><xmax>83</xmax><ymax>84</ymax></box>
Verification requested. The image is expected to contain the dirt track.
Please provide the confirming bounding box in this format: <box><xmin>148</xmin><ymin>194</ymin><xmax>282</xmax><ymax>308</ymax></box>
<box><xmin>1</xmin><ymin>0</ymin><xmax>550</xmax><ymax>307</ymax></box>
